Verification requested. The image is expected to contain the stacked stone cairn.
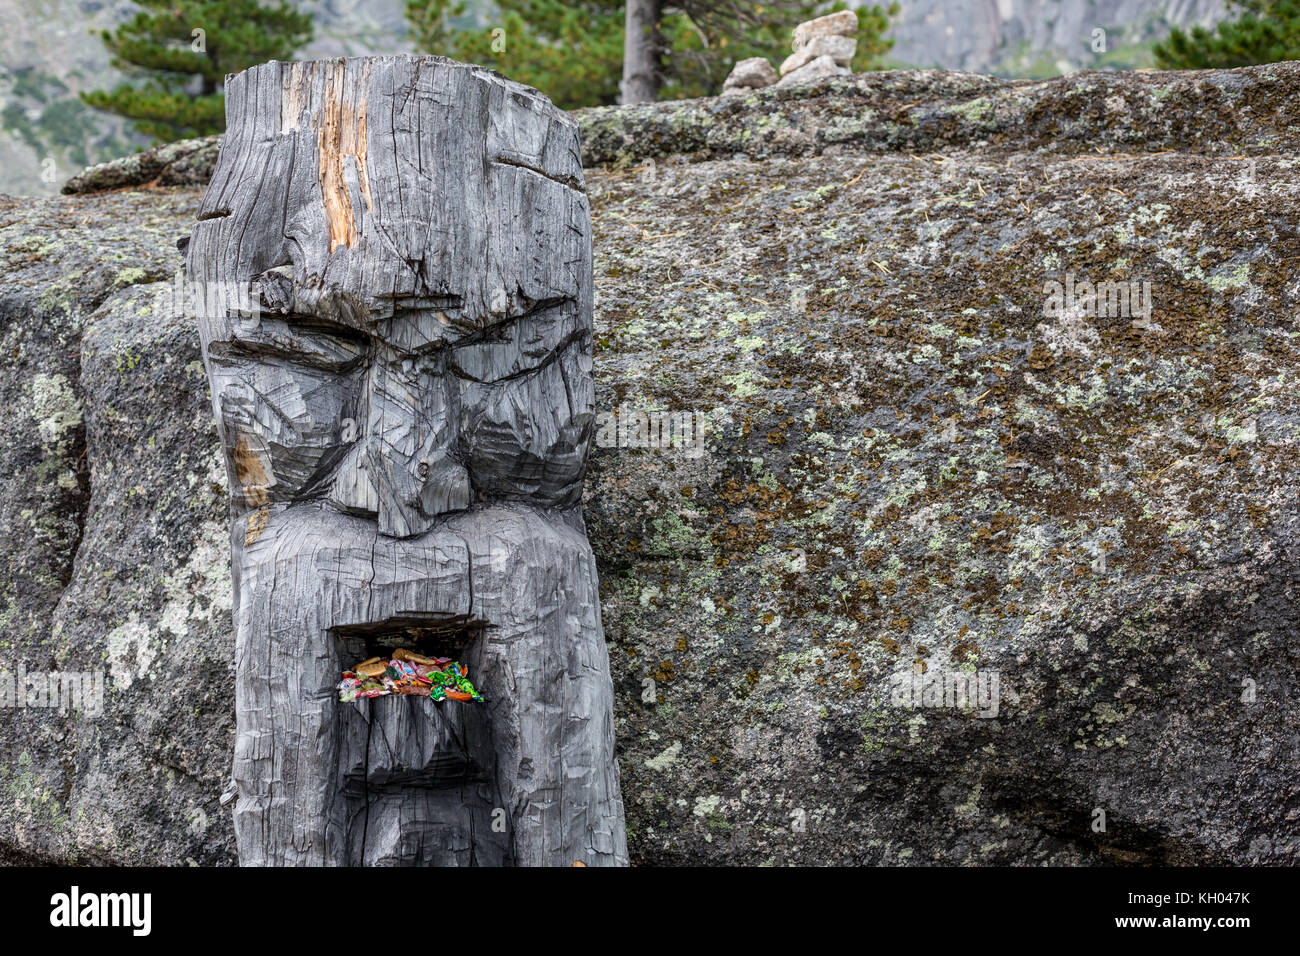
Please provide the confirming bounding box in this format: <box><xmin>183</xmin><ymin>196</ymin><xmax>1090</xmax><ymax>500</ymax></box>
<box><xmin>720</xmin><ymin>10</ymin><xmax>857</xmax><ymax>95</ymax></box>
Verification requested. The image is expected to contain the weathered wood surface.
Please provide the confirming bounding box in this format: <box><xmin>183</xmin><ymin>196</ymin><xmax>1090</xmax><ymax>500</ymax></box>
<box><xmin>186</xmin><ymin>55</ymin><xmax>627</xmax><ymax>865</ymax></box>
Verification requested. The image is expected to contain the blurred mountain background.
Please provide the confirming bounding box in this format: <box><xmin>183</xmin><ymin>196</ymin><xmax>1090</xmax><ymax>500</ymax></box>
<box><xmin>0</xmin><ymin>0</ymin><xmax>1228</xmax><ymax>197</ymax></box>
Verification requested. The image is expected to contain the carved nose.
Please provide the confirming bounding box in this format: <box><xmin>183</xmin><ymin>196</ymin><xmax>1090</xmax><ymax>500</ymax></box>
<box><xmin>326</xmin><ymin>363</ymin><xmax>471</xmax><ymax>537</ymax></box>
<box><xmin>326</xmin><ymin>435</ymin><xmax>471</xmax><ymax>537</ymax></box>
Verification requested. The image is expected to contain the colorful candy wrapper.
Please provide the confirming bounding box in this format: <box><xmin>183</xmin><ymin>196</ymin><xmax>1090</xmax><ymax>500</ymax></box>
<box><xmin>338</xmin><ymin>657</ymin><xmax>482</xmax><ymax>704</ymax></box>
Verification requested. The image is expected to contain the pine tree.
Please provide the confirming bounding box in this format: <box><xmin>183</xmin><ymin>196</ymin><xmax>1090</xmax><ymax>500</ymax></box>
<box><xmin>410</xmin><ymin>1</ymin><xmax>627</xmax><ymax>108</ymax></box>
<box><xmin>1154</xmin><ymin>0</ymin><xmax>1300</xmax><ymax>69</ymax></box>
<box><xmin>406</xmin><ymin>1</ymin><xmax>896</xmax><ymax>109</ymax></box>
<box><xmin>82</xmin><ymin>0</ymin><xmax>314</xmax><ymax>142</ymax></box>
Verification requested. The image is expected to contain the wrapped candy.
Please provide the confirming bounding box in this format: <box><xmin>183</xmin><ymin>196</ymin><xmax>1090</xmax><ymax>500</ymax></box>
<box><xmin>338</xmin><ymin>656</ymin><xmax>483</xmax><ymax>704</ymax></box>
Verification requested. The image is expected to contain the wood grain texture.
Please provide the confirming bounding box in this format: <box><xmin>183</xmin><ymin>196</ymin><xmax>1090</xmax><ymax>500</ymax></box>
<box><xmin>186</xmin><ymin>55</ymin><xmax>626</xmax><ymax>866</ymax></box>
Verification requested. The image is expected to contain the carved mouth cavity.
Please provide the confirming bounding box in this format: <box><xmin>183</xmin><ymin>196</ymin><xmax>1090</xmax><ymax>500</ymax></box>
<box><xmin>331</xmin><ymin>612</ymin><xmax>505</xmax><ymax>866</ymax></box>
<box><xmin>333</xmin><ymin>613</ymin><xmax>493</xmax><ymax>787</ymax></box>
<box><xmin>332</xmin><ymin>613</ymin><xmax>488</xmax><ymax>668</ymax></box>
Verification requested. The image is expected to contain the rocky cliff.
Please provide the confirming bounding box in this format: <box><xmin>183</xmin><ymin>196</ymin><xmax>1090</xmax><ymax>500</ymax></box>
<box><xmin>880</xmin><ymin>0</ymin><xmax>1228</xmax><ymax>74</ymax></box>
<box><xmin>3</xmin><ymin>61</ymin><xmax>1300</xmax><ymax>865</ymax></box>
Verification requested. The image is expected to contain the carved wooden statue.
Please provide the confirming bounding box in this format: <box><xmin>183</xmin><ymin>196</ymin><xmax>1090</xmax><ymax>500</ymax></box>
<box><xmin>186</xmin><ymin>55</ymin><xmax>628</xmax><ymax>865</ymax></box>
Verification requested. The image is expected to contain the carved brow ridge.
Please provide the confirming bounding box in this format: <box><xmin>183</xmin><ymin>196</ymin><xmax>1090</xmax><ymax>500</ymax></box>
<box><xmin>438</xmin><ymin>295</ymin><xmax>575</xmax><ymax>347</ymax></box>
<box><xmin>380</xmin><ymin>292</ymin><xmax>464</xmax><ymax>311</ymax></box>
<box><xmin>211</xmin><ymin>295</ymin><xmax>572</xmax><ymax>339</ymax></box>
<box><xmin>389</xmin><ymin>294</ymin><xmax>576</xmax><ymax>359</ymax></box>
<box><xmin>447</xmin><ymin>324</ymin><xmax>588</xmax><ymax>385</ymax></box>
<box><xmin>207</xmin><ymin>296</ymin><xmax>579</xmax><ymax>372</ymax></box>
<box><xmin>205</xmin><ymin>316</ymin><xmax>369</xmax><ymax>370</ymax></box>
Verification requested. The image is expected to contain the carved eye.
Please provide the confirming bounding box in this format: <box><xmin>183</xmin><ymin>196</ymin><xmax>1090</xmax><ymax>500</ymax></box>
<box><xmin>447</xmin><ymin>299</ymin><xmax>580</xmax><ymax>383</ymax></box>
<box><xmin>208</xmin><ymin>316</ymin><xmax>369</xmax><ymax>372</ymax></box>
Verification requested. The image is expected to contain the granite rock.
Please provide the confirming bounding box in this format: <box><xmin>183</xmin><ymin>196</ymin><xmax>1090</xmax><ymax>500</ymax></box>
<box><xmin>4</xmin><ymin>61</ymin><xmax>1300</xmax><ymax>866</ymax></box>
<box><xmin>780</xmin><ymin>35</ymin><xmax>857</xmax><ymax>76</ymax></box>
<box><xmin>724</xmin><ymin>56</ymin><xmax>779</xmax><ymax>91</ymax></box>
<box><xmin>776</xmin><ymin>55</ymin><xmax>850</xmax><ymax>87</ymax></box>
<box><xmin>792</xmin><ymin>10</ymin><xmax>859</xmax><ymax>50</ymax></box>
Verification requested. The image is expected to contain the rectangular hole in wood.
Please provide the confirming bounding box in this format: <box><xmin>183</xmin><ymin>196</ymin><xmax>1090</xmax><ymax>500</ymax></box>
<box><xmin>332</xmin><ymin>613</ymin><xmax>490</xmax><ymax>669</ymax></box>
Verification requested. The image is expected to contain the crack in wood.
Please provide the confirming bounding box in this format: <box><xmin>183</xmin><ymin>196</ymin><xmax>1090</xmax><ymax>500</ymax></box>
<box><xmin>490</xmin><ymin>155</ymin><xmax>586</xmax><ymax>193</ymax></box>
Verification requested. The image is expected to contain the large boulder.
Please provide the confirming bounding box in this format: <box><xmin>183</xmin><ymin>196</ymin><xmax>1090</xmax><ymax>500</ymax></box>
<box><xmin>4</xmin><ymin>62</ymin><xmax>1300</xmax><ymax>865</ymax></box>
